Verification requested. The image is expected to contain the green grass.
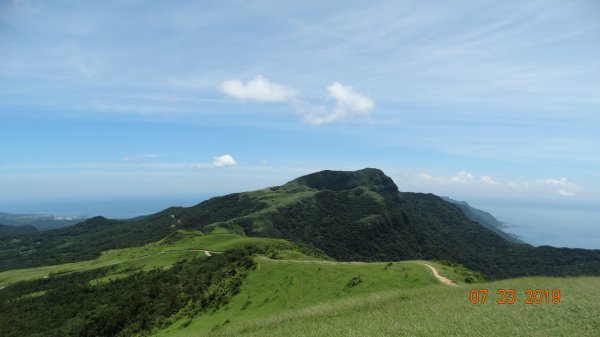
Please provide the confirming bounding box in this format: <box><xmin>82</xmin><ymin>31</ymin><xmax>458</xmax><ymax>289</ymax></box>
<box><xmin>4</xmin><ymin>229</ymin><xmax>598</xmax><ymax>337</ymax></box>
<box><xmin>148</xmin><ymin>257</ymin><xmax>600</xmax><ymax>337</ymax></box>
<box><xmin>0</xmin><ymin>231</ymin><xmax>293</xmax><ymax>287</ymax></box>
<box><xmin>150</xmin><ymin>258</ymin><xmax>444</xmax><ymax>337</ymax></box>
<box><xmin>212</xmin><ymin>276</ymin><xmax>600</xmax><ymax>337</ymax></box>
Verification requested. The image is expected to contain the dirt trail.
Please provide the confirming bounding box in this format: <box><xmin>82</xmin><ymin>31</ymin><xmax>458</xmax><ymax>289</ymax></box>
<box><xmin>423</xmin><ymin>263</ymin><xmax>458</xmax><ymax>286</ymax></box>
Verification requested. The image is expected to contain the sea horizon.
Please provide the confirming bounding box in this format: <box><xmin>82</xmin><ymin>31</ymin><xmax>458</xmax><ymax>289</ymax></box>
<box><xmin>2</xmin><ymin>194</ymin><xmax>598</xmax><ymax>250</ymax></box>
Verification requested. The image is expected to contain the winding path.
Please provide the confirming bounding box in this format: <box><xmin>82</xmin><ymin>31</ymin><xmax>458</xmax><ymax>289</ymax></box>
<box><xmin>259</xmin><ymin>257</ymin><xmax>459</xmax><ymax>287</ymax></box>
<box><xmin>422</xmin><ymin>263</ymin><xmax>458</xmax><ymax>286</ymax></box>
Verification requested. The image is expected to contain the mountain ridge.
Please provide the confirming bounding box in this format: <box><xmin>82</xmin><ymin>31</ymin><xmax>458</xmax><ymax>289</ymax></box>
<box><xmin>1</xmin><ymin>168</ymin><xmax>599</xmax><ymax>279</ymax></box>
<box><xmin>284</xmin><ymin>168</ymin><xmax>400</xmax><ymax>200</ymax></box>
<box><xmin>441</xmin><ymin>196</ymin><xmax>523</xmax><ymax>243</ymax></box>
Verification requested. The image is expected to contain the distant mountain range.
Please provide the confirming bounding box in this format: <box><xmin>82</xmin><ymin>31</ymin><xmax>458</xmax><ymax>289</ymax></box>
<box><xmin>1</xmin><ymin>168</ymin><xmax>599</xmax><ymax>279</ymax></box>
<box><xmin>0</xmin><ymin>212</ymin><xmax>87</xmax><ymax>230</ymax></box>
<box><xmin>441</xmin><ymin>197</ymin><xmax>523</xmax><ymax>243</ymax></box>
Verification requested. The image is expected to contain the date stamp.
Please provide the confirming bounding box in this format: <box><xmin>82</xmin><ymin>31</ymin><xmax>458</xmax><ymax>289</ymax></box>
<box><xmin>469</xmin><ymin>289</ymin><xmax>561</xmax><ymax>304</ymax></box>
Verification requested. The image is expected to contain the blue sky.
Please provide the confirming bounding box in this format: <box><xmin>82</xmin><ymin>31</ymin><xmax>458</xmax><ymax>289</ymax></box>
<box><xmin>1</xmin><ymin>0</ymin><xmax>599</xmax><ymax>208</ymax></box>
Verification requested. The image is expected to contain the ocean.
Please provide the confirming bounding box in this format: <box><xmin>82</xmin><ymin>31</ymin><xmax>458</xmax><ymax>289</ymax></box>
<box><xmin>0</xmin><ymin>195</ymin><xmax>211</xmax><ymax>219</ymax></box>
<box><xmin>470</xmin><ymin>199</ymin><xmax>600</xmax><ymax>250</ymax></box>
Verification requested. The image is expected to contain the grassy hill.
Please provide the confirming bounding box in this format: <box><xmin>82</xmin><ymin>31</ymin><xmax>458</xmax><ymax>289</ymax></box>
<box><xmin>1</xmin><ymin>168</ymin><xmax>599</xmax><ymax>280</ymax></box>
<box><xmin>0</xmin><ymin>231</ymin><xmax>296</xmax><ymax>288</ymax></box>
<box><xmin>150</xmin><ymin>258</ymin><xmax>445</xmax><ymax>337</ymax></box>
<box><xmin>1</xmin><ymin>229</ymin><xmax>598</xmax><ymax>337</ymax></box>
<box><xmin>189</xmin><ymin>272</ymin><xmax>600</xmax><ymax>337</ymax></box>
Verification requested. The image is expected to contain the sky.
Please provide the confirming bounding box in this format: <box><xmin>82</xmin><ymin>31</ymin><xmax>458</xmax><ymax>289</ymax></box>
<box><xmin>1</xmin><ymin>0</ymin><xmax>600</xmax><ymax>214</ymax></box>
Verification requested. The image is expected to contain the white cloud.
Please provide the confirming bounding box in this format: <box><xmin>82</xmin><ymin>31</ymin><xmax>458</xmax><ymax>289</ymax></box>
<box><xmin>557</xmin><ymin>189</ymin><xmax>575</xmax><ymax>197</ymax></box>
<box><xmin>304</xmin><ymin>82</ymin><xmax>375</xmax><ymax>125</ymax></box>
<box><xmin>220</xmin><ymin>76</ymin><xmax>297</xmax><ymax>102</ymax></box>
<box><xmin>418</xmin><ymin>171</ymin><xmax>479</xmax><ymax>185</ymax></box>
<box><xmin>537</xmin><ymin>177</ymin><xmax>579</xmax><ymax>196</ymax></box>
<box><xmin>449</xmin><ymin>171</ymin><xmax>475</xmax><ymax>184</ymax></box>
<box><xmin>212</xmin><ymin>154</ymin><xmax>237</xmax><ymax>168</ymax></box>
<box><xmin>480</xmin><ymin>175</ymin><xmax>499</xmax><ymax>185</ymax></box>
<box><xmin>538</xmin><ymin>178</ymin><xmax>577</xmax><ymax>190</ymax></box>
<box><xmin>417</xmin><ymin>172</ymin><xmax>437</xmax><ymax>183</ymax></box>
<box><xmin>416</xmin><ymin>171</ymin><xmax>580</xmax><ymax>197</ymax></box>
<box><xmin>220</xmin><ymin>76</ymin><xmax>375</xmax><ymax>125</ymax></box>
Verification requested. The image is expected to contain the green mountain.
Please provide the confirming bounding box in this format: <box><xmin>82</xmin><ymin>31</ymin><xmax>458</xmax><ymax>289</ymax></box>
<box><xmin>0</xmin><ymin>223</ymin><xmax>38</xmax><ymax>238</ymax></box>
<box><xmin>1</xmin><ymin>168</ymin><xmax>599</xmax><ymax>280</ymax></box>
<box><xmin>441</xmin><ymin>196</ymin><xmax>523</xmax><ymax>243</ymax></box>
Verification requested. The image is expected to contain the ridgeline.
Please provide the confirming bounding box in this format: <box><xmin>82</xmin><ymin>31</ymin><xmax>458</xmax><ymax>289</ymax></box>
<box><xmin>1</xmin><ymin>168</ymin><xmax>599</xmax><ymax>279</ymax></box>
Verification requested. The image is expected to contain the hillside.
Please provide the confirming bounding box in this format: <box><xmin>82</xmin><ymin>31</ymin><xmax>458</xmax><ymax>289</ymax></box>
<box><xmin>181</xmin><ymin>270</ymin><xmax>600</xmax><ymax>337</ymax></box>
<box><xmin>442</xmin><ymin>196</ymin><xmax>523</xmax><ymax>243</ymax></box>
<box><xmin>1</xmin><ymin>168</ymin><xmax>599</xmax><ymax>280</ymax></box>
<box><xmin>0</xmin><ymin>232</ymin><xmax>322</xmax><ymax>337</ymax></box>
<box><xmin>0</xmin><ymin>231</ymin><xmax>298</xmax><ymax>288</ymax></box>
<box><xmin>149</xmin><ymin>258</ymin><xmax>600</xmax><ymax>337</ymax></box>
<box><xmin>1</xmin><ymin>229</ymin><xmax>598</xmax><ymax>337</ymax></box>
<box><xmin>0</xmin><ymin>223</ymin><xmax>37</xmax><ymax>238</ymax></box>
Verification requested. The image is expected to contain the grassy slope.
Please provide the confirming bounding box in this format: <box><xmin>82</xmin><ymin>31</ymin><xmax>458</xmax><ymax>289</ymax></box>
<box><xmin>0</xmin><ymin>231</ymin><xmax>292</xmax><ymax>287</ymax></box>
<box><xmin>151</xmin><ymin>258</ymin><xmax>600</xmax><ymax>337</ymax></box>
<box><xmin>3</xmin><ymin>229</ymin><xmax>598</xmax><ymax>337</ymax></box>
<box><xmin>151</xmin><ymin>258</ymin><xmax>442</xmax><ymax>337</ymax></box>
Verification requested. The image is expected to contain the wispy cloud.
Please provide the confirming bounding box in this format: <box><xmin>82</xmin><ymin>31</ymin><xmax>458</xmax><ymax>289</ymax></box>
<box><xmin>480</xmin><ymin>175</ymin><xmax>499</xmax><ymax>185</ymax></box>
<box><xmin>2</xmin><ymin>154</ymin><xmax>238</xmax><ymax>171</ymax></box>
<box><xmin>536</xmin><ymin>178</ymin><xmax>579</xmax><ymax>197</ymax></box>
<box><xmin>303</xmin><ymin>82</ymin><xmax>374</xmax><ymax>125</ymax></box>
<box><xmin>220</xmin><ymin>76</ymin><xmax>297</xmax><ymax>102</ymax></box>
<box><xmin>418</xmin><ymin>171</ymin><xmax>482</xmax><ymax>185</ymax></box>
<box><xmin>557</xmin><ymin>189</ymin><xmax>575</xmax><ymax>197</ymax></box>
<box><xmin>417</xmin><ymin>171</ymin><xmax>580</xmax><ymax>196</ymax></box>
<box><xmin>220</xmin><ymin>76</ymin><xmax>375</xmax><ymax>125</ymax></box>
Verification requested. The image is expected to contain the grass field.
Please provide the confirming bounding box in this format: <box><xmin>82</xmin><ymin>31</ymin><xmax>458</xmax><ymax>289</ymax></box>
<box><xmin>0</xmin><ymin>231</ymin><xmax>293</xmax><ymax>287</ymax></box>
<box><xmin>3</xmin><ymin>231</ymin><xmax>598</xmax><ymax>337</ymax></box>
<box><xmin>149</xmin><ymin>257</ymin><xmax>600</xmax><ymax>337</ymax></box>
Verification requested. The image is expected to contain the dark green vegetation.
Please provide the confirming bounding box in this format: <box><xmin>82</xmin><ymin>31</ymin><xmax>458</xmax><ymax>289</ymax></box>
<box><xmin>1</xmin><ymin>168</ymin><xmax>599</xmax><ymax>279</ymax></box>
<box><xmin>0</xmin><ymin>194</ymin><xmax>271</xmax><ymax>271</ymax></box>
<box><xmin>442</xmin><ymin>196</ymin><xmax>523</xmax><ymax>243</ymax></box>
<box><xmin>0</xmin><ymin>223</ymin><xmax>38</xmax><ymax>238</ymax></box>
<box><xmin>0</xmin><ymin>247</ymin><xmax>256</xmax><ymax>337</ymax></box>
<box><xmin>1</xmin><ymin>230</ymin><xmax>598</xmax><ymax>337</ymax></box>
<box><xmin>0</xmin><ymin>212</ymin><xmax>86</xmax><ymax>230</ymax></box>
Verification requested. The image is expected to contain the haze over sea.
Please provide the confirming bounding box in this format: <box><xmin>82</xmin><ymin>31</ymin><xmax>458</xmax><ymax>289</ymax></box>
<box><xmin>2</xmin><ymin>195</ymin><xmax>598</xmax><ymax>250</ymax></box>
<box><xmin>471</xmin><ymin>198</ymin><xmax>600</xmax><ymax>250</ymax></box>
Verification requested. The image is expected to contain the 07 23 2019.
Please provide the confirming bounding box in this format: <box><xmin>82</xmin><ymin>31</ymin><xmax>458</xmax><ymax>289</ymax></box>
<box><xmin>469</xmin><ymin>288</ymin><xmax>561</xmax><ymax>304</ymax></box>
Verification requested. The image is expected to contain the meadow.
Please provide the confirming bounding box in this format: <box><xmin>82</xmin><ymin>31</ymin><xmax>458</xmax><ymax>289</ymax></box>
<box><xmin>150</xmin><ymin>258</ymin><xmax>600</xmax><ymax>337</ymax></box>
<box><xmin>2</xmin><ymin>230</ymin><xmax>598</xmax><ymax>337</ymax></box>
<box><xmin>0</xmin><ymin>231</ymin><xmax>292</xmax><ymax>287</ymax></box>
